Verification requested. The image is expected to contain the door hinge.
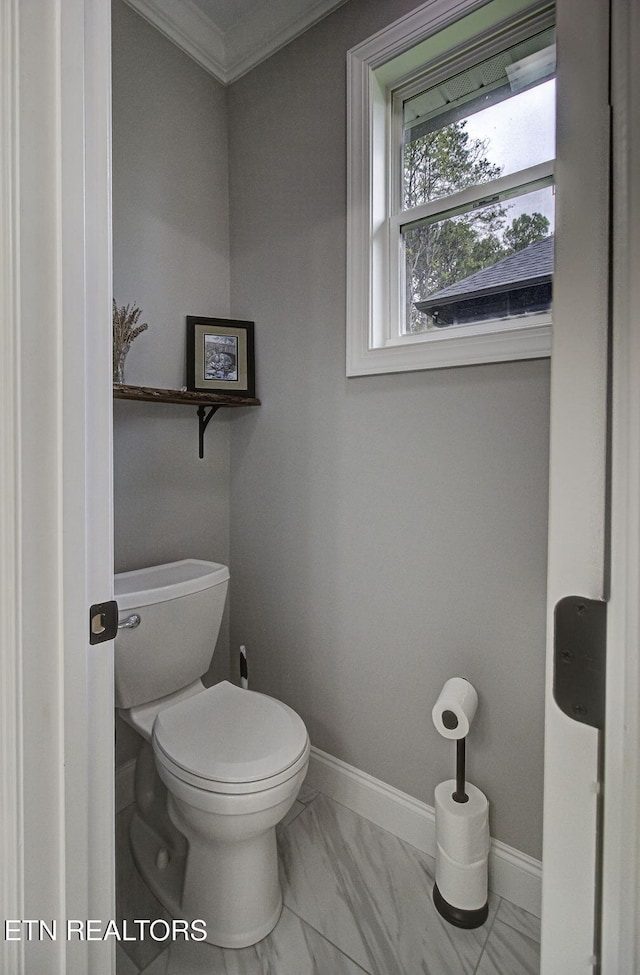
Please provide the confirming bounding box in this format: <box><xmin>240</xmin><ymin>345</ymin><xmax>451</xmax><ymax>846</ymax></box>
<box><xmin>89</xmin><ymin>600</ymin><xmax>119</xmax><ymax>645</ymax></box>
<box><xmin>553</xmin><ymin>596</ymin><xmax>607</xmax><ymax>730</ymax></box>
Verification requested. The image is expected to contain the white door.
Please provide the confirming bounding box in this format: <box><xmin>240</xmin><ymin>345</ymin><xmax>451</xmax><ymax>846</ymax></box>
<box><xmin>1</xmin><ymin>1</ymin><xmax>115</xmax><ymax>973</ymax></box>
<box><xmin>541</xmin><ymin>0</ymin><xmax>610</xmax><ymax>970</ymax></box>
<box><xmin>600</xmin><ymin>0</ymin><xmax>640</xmax><ymax>971</ymax></box>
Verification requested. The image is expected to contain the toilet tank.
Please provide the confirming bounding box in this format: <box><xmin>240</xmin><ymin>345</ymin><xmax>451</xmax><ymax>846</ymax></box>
<box><xmin>114</xmin><ymin>559</ymin><xmax>229</xmax><ymax>709</ymax></box>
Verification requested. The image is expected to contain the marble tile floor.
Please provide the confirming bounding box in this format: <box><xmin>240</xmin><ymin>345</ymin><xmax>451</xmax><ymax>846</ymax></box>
<box><xmin>116</xmin><ymin>784</ymin><xmax>540</xmax><ymax>975</ymax></box>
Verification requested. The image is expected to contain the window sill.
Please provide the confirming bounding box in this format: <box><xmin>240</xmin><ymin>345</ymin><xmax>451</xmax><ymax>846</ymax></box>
<box><xmin>347</xmin><ymin>320</ymin><xmax>551</xmax><ymax>376</ymax></box>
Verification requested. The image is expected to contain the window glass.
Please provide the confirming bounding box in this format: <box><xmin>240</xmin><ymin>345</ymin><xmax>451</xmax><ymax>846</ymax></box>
<box><xmin>403</xmin><ymin>184</ymin><xmax>555</xmax><ymax>332</ymax></box>
<box><xmin>402</xmin><ymin>30</ymin><xmax>556</xmax><ymax>208</ymax></box>
<box><xmin>346</xmin><ymin>0</ymin><xmax>557</xmax><ymax>375</ymax></box>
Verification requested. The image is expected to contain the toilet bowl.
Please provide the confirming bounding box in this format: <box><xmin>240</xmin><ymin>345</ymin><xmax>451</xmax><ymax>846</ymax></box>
<box><xmin>114</xmin><ymin>560</ymin><xmax>310</xmax><ymax>948</ymax></box>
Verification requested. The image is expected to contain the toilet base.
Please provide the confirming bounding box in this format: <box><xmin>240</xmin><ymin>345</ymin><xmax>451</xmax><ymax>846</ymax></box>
<box><xmin>167</xmin><ymin>791</ymin><xmax>285</xmax><ymax>948</ymax></box>
<box><xmin>130</xmin><ymin>799</ymin><xmax>286</xmax><ymax>949</ymax></box>
<box><xmin>130</xmin><ymin>809</ymin><xmax>186</xmax><ymax>921</ymax></box>
<box><xmin>128</xmin><ymin>741</ymin><xmax>308</xmax><ymax>948</ymax></box>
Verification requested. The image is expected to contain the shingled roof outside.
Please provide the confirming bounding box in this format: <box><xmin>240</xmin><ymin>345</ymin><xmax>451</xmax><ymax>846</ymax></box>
<box><xmin>416</xmin><ymin>235</ymin><xmax>554</xmax><ymax>312</ymax></box>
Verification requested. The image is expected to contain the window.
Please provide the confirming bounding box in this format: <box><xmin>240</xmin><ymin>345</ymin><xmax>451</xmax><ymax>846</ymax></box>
<box><xmin>346</xmin><ymin>0</ymin><xmax>555</xmax><ymax>376</ymax></box>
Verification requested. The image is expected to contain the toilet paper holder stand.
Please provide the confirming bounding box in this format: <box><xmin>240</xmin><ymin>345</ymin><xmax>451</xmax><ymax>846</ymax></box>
<box><xmin>439</xmin><ymin>706</ymin><xmax>469</xmax><ymax>803</ymax></box>
<box><xmin>452</xmin><ymin>737</ymin><xmax>468</xmax><ymax>803</ymax></box>
<box><xmin>434</xmin><ymin>688</ymin><xmax>489</xmax><ymax>930</ymax></box>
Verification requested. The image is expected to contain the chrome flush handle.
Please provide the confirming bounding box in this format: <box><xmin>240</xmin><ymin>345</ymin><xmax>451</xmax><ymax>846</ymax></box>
<box><xmin>117</xmin><ymin>613</ymin><xmax>141</xmax><ymax>629</ymax></box>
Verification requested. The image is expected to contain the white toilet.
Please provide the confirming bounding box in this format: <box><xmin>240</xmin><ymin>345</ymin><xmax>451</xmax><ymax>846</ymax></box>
<box><xmin>114</xmin><ymin>559</ymin><xmax>310</xmax><ymax>948</ymax></box>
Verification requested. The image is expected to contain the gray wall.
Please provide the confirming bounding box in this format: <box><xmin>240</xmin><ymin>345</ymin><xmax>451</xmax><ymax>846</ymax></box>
<box><xmin>112</xmin><ymin>0</ymin><xmax>232</xmax><ymax>764</ymax></box>
<box><xmin>227</xmin><ymin>0</ymin><xmax>550</xmax><ymax>859</ymax></box>
<box><xmin>112</xmin><ymin>0</ymin><xmax>551</xmax><ymax>859</ymax></box>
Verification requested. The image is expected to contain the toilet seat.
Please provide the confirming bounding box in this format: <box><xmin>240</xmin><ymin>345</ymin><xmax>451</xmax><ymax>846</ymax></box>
<box><xmin>152</xmin><ymin>681</ymin><xmax>309</xmax><ymax>795</ymax></box>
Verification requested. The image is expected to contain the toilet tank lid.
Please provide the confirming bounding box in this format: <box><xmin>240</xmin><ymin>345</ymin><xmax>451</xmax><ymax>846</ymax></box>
<box><xmin>115</xmin><ymin>559</ymin><xmax>229</xmax><ymax>610</ymax></box>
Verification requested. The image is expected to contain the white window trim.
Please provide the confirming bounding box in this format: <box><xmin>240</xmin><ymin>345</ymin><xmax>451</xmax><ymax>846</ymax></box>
<box><xmin>346</xmin><ymin>0</ymin><xmax>555</xmax><ymax>377</ymax></box>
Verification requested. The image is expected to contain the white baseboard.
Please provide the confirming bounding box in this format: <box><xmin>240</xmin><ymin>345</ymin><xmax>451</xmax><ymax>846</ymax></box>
<box><xmin>305</xmin><ymin>746</ymin><xmax>542</xmax><ymax>918</ymax></box>
<box><xmin>115</xmin><ymin>757</ymin><xmax>136</xmax><ymax>814</ymax></box>
<box><xmin>115</xmin><ymin>745</ymin><xmax>542</xmax><ymax>916</ymax></box>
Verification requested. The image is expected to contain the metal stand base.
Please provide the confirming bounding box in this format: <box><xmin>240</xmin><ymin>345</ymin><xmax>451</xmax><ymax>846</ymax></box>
<box><xmin>433</xmin><ymin>883</ymin><xmax>489</xmax><ymax>930</ymax></box>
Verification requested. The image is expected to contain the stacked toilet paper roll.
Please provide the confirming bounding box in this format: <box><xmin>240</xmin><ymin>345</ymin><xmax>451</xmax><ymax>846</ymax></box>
<box><xmin>435</xmin><ymin>780</ymin><xmax>490</xmax><ymax>912</ymax></box>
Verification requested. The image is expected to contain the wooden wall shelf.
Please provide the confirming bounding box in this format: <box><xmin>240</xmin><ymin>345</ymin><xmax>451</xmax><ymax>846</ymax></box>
<box><xmin>113</xmin><ymin>383</ymin><xmax>260</xmax><ymax>408</ymax></box>
<box><xmin>113</xmin><ymin>384</ymin><xmax>260</xmax><ymax>457</ymax></box>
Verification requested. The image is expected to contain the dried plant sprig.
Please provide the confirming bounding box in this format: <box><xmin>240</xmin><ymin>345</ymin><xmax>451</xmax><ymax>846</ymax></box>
<box><xmin>113</xmin><ymin>299</ymin><xmax>149</xmax><ymax>350</ymax></box>
<box><xmin>113</xmin><ymin>300</ymin><xmax>149</xmax><ymax>382</ymax></box>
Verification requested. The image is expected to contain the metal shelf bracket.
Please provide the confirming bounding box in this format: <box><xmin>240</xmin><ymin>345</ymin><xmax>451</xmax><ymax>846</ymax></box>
<box><xmin>197</xmin><ymin>405</ymin><xmax>222</xmax><ymax>459</ymax></box>
<box><xmin>113</xmin><ymin>386</ymin><xmax>259</xmax><ymax>459</ymax></box>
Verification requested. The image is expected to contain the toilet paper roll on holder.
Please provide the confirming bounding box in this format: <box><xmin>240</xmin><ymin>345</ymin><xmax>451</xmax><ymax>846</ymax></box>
<box><xmin>434</xmin><ymin>678</ymin><xmax>478</xmax><ymax>804</ymax></box>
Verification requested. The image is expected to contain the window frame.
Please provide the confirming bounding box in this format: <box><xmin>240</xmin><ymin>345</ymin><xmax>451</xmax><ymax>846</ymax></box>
<box><xmin>346</xmin><ymin>0</ymin><xmax>556</xmax><ymax>377</ymax></box>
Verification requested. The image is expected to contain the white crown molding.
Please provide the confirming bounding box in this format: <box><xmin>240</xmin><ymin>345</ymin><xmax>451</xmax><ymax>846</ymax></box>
<box><xmin>223</xmin><ymin>0</ymin><xmax>349</xmax><ymax>83</ymax></box>
<box><xmin>124</xmin><ymin>0</ymin><xmax>228</xmax><ymax>81</ymax></box>
<box><xmin>123</xmin><ymin>0</ymin><xmax>348</xmax><ymax>85</ymax></box>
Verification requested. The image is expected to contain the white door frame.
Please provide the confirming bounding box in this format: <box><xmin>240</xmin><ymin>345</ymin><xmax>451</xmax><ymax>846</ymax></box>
<box><xmin>542</xmin><ymin>0</ymin><xmax>640</xmax><ymax>971</ymax></box>
<box><xmin>601</xmin><ymin>0</ymin><xmax>640</xmax><ymax>969</ymax></box>
<box><xmin>0</xmin><ymin>4</ymin><xmax>23</xmax><ymax>973</ymax></box>
<box><xmin>541</xmin><ymin>0</ymin><xmax>610</xmax><ymax>965</ymax></box>
<box><xmin>0</xmin><ymin>1</ymin><xmax>114</xmax><ymax>973</ymax></box>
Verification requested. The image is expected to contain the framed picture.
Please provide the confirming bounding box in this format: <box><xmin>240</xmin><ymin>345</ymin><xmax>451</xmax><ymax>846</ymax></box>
<box><xmin>186</xmin><ymin>317</ymin><xmax>255</xmax><ymax>397</ymax></box>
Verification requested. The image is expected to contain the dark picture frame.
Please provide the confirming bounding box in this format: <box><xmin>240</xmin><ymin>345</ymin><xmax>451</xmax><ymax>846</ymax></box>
<box><xmin>186</xmin><ymin>317</ymin><xmax>255</xmax><ymax>397</ymax></box>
